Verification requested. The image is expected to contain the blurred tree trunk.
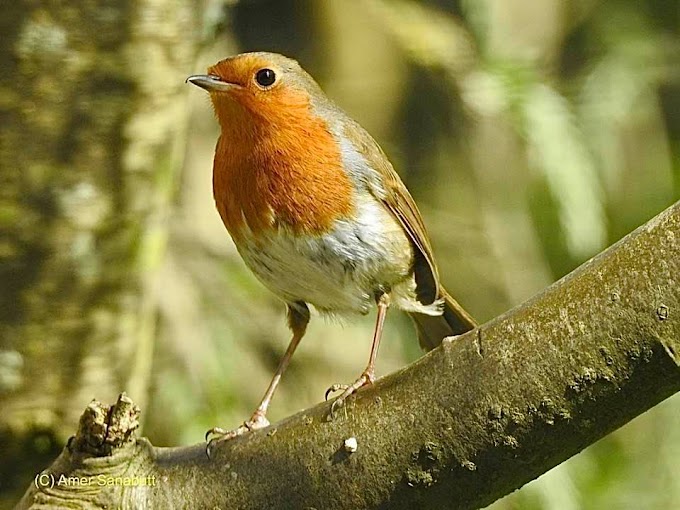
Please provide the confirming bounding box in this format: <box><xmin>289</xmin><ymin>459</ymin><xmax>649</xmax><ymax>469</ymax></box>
<box><xmin>0</xmin><ymin>0</ymin><xmax>206</xmax><ymax>501</ymax></box>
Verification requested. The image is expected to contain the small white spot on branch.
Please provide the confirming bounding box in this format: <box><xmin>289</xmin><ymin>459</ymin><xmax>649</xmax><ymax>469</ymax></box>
<box><xmin>343</xmin><ymin>437</ymin><xmax>358</xmax><ymax>453</ymax></box>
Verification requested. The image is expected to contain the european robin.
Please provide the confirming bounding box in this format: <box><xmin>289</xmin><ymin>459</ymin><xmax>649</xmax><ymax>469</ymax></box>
<box><xmin>187</xmin><ymin>52</ymin><xmax>476</xmax><ymax>448</ymax></box>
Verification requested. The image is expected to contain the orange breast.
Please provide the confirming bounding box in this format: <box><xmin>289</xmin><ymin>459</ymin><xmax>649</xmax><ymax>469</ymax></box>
<box><xmin>212</xmin><ymin>91</ymin><xmax>354</xmax><ymax>241</ymax></box>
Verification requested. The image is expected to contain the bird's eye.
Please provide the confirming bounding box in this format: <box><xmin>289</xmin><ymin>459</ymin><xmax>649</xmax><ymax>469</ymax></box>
<box><xmin>255</xmin><ymin>68</ymin><xmax>276</xmax><ymax>87</ymax></box>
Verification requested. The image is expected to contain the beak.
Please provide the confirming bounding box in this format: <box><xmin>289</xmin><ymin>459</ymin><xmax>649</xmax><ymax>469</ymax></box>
<box><xmin>185</xmin><ymin>74</ymin><xmax>239</xmax><ymax>92</ymax></box>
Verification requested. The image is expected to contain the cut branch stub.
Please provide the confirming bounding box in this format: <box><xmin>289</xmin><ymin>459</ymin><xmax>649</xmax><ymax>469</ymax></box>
<box><xmin>70</xmin><ymin>393</ymin><xmax>140</xmax><ymax>456</ymax></box>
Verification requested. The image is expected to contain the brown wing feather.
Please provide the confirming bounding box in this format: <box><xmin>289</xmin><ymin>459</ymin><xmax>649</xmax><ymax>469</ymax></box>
<box><xmin>342</xmin><ymin>120</ymin><xmax>477</xmax><ymax>349</ymax></box>
<box><xmin>342</xmin><ymin>120</ymin><xmax>440</xmax><ymax>305</ymax></box>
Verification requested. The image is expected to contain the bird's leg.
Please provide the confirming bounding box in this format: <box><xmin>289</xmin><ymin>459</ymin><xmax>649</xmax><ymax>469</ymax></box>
<box><xmin>327</xmin><ymin>293</ymin><xmax>390</xmax><ymax>413</ymax></box>
<box><xmin>206</xmin><ymin>304</ymin><xmax>309</xmax><ymax>455</ymax></box>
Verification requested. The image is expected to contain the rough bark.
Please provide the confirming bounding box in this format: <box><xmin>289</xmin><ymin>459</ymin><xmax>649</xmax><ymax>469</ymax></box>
<box><xmin>0</xmin><ymin>0</ymin><xmax>204</xmax><ymax>501</ymax></box>
<box><xmin>15</xmin><ymin>201</ymin><xmax>680</xmax><ymax>510</ymax></box>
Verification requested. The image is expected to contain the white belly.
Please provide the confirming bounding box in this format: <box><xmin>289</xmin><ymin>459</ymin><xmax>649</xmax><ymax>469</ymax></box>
<box><xmin>236</xmin><ymin>198</ymin><xmax>413</xmax><ymax>314</ymax></box>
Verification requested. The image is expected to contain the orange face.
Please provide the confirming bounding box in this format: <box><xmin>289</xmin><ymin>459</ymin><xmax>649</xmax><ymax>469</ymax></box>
<box><xmin>189</xmin><ymin>53</ymin><xmax>355</xmax><ymax>239</ymax></box>
<box><xmin>208</xmin><ymin>54</ymin><xmax>305</xmax><ymax>116</ymax></box>
<box><xmin>190</xmin><ymin>53</ymin><xmax>326</xmax><ymax>128</ymax></box>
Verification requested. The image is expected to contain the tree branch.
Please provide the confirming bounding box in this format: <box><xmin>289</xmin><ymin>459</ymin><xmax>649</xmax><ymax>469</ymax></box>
<box><xmin>17</xmin><ymin>201</ymin><xmax>680</xmax><ymax>510</ymax></box>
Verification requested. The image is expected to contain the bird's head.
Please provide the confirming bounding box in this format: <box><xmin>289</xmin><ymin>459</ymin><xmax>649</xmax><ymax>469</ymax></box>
<box><xmin>187</xmin><ymin>52</ymin><xmax>327</xmax><ymax>130</ymax></box>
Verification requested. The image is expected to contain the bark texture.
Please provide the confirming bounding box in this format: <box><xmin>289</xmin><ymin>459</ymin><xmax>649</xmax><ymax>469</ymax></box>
<box><xmin>16</xmin><ymin>201</ymin><xmax>680</xmax><ymax>510</ymax></box>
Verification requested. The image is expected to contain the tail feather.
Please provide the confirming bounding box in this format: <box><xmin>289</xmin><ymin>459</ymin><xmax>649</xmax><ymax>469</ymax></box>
<box><xmin>410</xmin><ymin>288</ymin><xmax>476</xmax><ymax>351</ymax></box>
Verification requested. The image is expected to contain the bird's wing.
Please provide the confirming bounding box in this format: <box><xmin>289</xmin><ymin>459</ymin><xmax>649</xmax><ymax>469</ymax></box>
<box><xmin>342</xmin><ymin>121</ymin><xmax>440</xmax><ymax>305</ymax></box>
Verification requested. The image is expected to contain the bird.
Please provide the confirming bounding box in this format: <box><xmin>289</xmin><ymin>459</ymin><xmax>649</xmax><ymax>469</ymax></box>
<box><xmin>187</xmin><ymin>52</ymin><xmax>476</xmax><ymax>447</ymax></box>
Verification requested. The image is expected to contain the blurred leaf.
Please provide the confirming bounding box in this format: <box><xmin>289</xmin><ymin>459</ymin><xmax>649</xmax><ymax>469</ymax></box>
<box><xmin>365</xmin><ymin>0</ymin><xmax>477</xmax><ymax>75</ymax></box>
<box><xmin>523</xmin><ymin>82</ymin><xmax>606</xmax><ymax>258</ymax></box>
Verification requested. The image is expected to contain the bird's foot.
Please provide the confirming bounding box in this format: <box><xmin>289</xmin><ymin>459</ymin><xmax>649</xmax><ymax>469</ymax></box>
<box><xmin>325</xmin><ymin>370</ymin><xmax>375</xmax><ymax>417</ymax></box>
<box><xmin>205</xmin><ymin>411</ymin><xmax>270</xmax><ymax>458</ymax></box>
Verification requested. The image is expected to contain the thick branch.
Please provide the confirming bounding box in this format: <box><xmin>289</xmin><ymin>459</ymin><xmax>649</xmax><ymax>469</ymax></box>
<box><xmin>17</xmin><ymin>201</ymin><xmax>680</xmax><ymax>510</ymax></box>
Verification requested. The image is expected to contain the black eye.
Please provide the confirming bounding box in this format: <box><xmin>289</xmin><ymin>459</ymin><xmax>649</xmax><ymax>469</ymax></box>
<box><xmin>255</xmin><ymin>68</ymin><xmax>276</xmax><ymax>87</ymax></box>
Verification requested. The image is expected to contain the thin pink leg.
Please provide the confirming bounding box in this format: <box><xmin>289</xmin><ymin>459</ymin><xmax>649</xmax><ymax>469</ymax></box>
<box><xmin>327</xmin><ymin>294</ymin><xmax>390</xmax><ymax>411</ymax></box>
<box><xmin>206</xmin><ymin>304</ymin><xmax>309</xmax><ymax>456</ymax></box>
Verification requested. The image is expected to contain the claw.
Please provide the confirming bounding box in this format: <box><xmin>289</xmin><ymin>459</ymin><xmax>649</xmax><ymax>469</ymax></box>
<box><xmin>204</xmin><ymin>412</ymin><xmax>271</xmax><ymax>459</ymax></box>
<box><xmin>325</xmin><ymin>383</ymin><xmax>349</xmax><ymax>401</ymax></box>
<box><xmin>326</xmin><ymin>371</ymin><xmax>375</xmax><ymax>419</ymax></box>
<box><xmin>330</xmin><ymin>397</ymin><xmax>346</xmax><ymax>419</ymax></box>
<box><xmin>205</xmin><ymin>426</ymin><xmax>228</xmax><ymax>442</ymax></box>
<box><xmin>205</xmin><ymin>425</ymin><xmax>246</xmax><ymax>458</ymax></box>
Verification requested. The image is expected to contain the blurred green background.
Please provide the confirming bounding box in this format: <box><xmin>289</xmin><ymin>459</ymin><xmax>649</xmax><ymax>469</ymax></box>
<box><xmin>1</xmin><ymin>0</ymin><xmax>678</xmax><ymax>508</ymax></box>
